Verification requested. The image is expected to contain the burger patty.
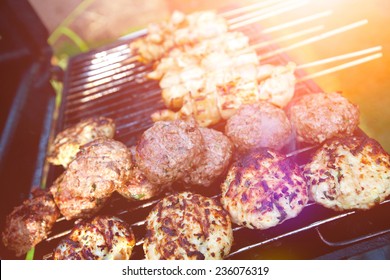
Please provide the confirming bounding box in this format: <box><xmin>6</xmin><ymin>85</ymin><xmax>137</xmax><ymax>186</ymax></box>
<box><xmin>2</xmin><ymin>189</ymin><xmax>60</xmax><ymax>257</ymax></box>
<box><xmin>288</xmin><ymin>92</ymin><xmax>359</xmax><ymax>144</ymax></box>
<box><xmin>136</xmin><ymin>119</ymin><xmax>204</xmax><ymax>185</ymax></box>
<box><xmin>303</xmin><ymin>136</ymin><xmax>390</xmax><ymax>210</ymax></box>
<box><xmin>221</xmin><ymin>150</ymin><xmax>308</xmax><ymax>229</ymax></box>
<box><xmin>50</xmin><ymin>138</ymin><xmax>132</xmax><ymax>220</ymax></box>
<box><xmin>116</xmin><ymin>146</ymin><xmax>165</xmax><ymax>200</ymax></box>
<box><xmin>225</xmin><ymin>102</ymin><xmax>292</xmax><ymax>152</ymax></box>
<box><xmin>47</xmin><ymin>116</ymin><xmax>115</xmax><ymax>168</ymax></box>
<box><xmin>53</xmin><ymin>216</ymin><xmax>135</xmax><ymax>260</ymax></box>
<box><xmin>183</xmin><ymin>127</ymin><xmax>233</xmax><ymax>187</ymax></box>
<box><xmin>143</xmin><ymin>192</ymin><xmax>233</xmax><ymax>260</ymax></box>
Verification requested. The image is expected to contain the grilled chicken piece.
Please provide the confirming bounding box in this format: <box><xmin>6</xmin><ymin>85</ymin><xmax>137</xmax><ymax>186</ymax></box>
<box><xmin>183</xmin><ymin>127</ymin><xmax>233</xmax><ymax>187</ymax></box>
<box><xmin>148</xmin><ymin>32</ymin><xmax>251</xmax><ymax>80</ymax></box>
<box><xmin>131</xmin><ymin>10</ymin><xmax>228</xmax><ymax>63</ymax></box>
<box><xmin>288</xmin><ymin>92</ymin><xmax>360</xmax><ymax>144</ymax></box>
<box><xmin>258</xmin><ymin>62</ymin><xmax>296</xmax><ymax>108</ymax></box>
<box><xmin>159</xmin><ymin>51</ymin><xmax>259</xmax><ymax>110</ymax></box>
<box><xmin>47</xmin><ymin>116</ymin><xmax>115</xmax><ymax>168</ymax></box>
<box><xmin>50</xmin><ymin>139</ymin><xmax>132</xmax><ymax>220</ymax></box>
<box><xmin>221</xmin><ymin>150</ymin><xmax>308</xmax><ymax>230</ymax></box>
<box><xmin>53</xmin><ymin>216</ymin><xmax>135</xmax><ymax>260</ymax></box>
<box><xmin>135</xmin><ymin>119</ymin><xmax>204</xmax><ymax>185</ymax></box>
<box><xmin>304</xmin><ymin>136</ymin><xmax>390</xmax><ymax>211</ymax></box>
<box><xmin>2</xmin><ymin>189</ymin><xmax>60</xmax><ymax>257</ymax></box>
<box><xmin>225</xmin><ymin>102</ymin><xmax>293</xmax><ymax>152</ymax></box>
<box><xmin>116</xmin><ymin>146</ymin><xmax>166</xmax><ymax>201</ymax></box>
<box><xmin>143</xmin><ymin>192</ymin><xmax>233</xmax><ymax>260</ymax></box>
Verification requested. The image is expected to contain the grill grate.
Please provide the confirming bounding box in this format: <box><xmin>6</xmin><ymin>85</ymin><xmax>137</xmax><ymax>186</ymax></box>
<box><xmin>32</xmin><ymin>9</ymin><xmax>390</xmax><ymax>260</ymax></box>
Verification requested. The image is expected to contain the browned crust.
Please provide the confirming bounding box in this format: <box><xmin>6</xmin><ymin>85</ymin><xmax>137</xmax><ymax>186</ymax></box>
<box><xmin>47</xmin><ymin>116</ymin><xmax>116</xmax><ymax>167</ymax></box>
<box><xmin>144</xmin><ymin>192</ymin><xmax>233</xmax><ymax>260</ymax></box>
<box><xmin>221</xmin><ymin>149</ymin><xmax>308</xmax><ymax>229</ymax></box>
<box><xmin>288</xmin><ymin>92</ymin><xmax>359</xmax><ymax>144</ymax></box>
<box><xmin>136</xmin><ymin>120</ymin><xmax>204</xmax><ymax>185</ymax></box>
<box><xmin>50</xmin><ymin>139</ymin><xmax>132</xmax><ymax>220</ymax></box>
<box><xmin>2</xmin><ymin>189</ymin><xmax>60</xmax><ymax>256</ymax></box>
<box><xmin>303</xmin><ymin>136</ymin><xmax>390</xmax><ymax>210</ymax></box>
<box><xmin>53</xmin><ymin>215</ymin><xmax>135</xmax><ymax>260</ymax></box>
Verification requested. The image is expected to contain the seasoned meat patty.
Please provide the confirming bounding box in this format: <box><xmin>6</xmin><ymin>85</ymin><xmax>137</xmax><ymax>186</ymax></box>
<box><xmin>225</xmin><ymin>102</ymin><xmax>292</xmax><ymax>152</ymax></box>
<box><xmin>221</xmin><ymin>150</ymin><xmax>308</xmax><ymax>229</ymax></box>
<box><xmin>50</xmin><ymin>139</ymin><xmax>132</xmax><ymax>220</ymax></box>
<box><xmin>2</xmin><ymin>189</ymin><xmax>60</xmax><ymax>257</ymax></box>
<box><xmin>136</xmin><ymin>119</ymin><xmax>204</xmax><ymax>185</ymax></box>
<box><xmin>53</xmin><ymin>216</ymin><xmax>135</xmax><ymax>260</ymax></box>
<box><xmin>183</xmin><ymin>127</ymin><xmax>233</xmax><ymax>187</ymax></box>
<box><xmin>143</xmin><ymin>192</ymin><xmax>233</xmax><ymax>260</ymax></box>
<box><xmin>288</xmin><ymin>92</ymin><xmax>359</xmax><ymax>144</ymax></box>
<box><xmin>47</xmin><ymin>116</ymin><xmax>115</xmax><ymax>168</ymax></box>
<box><xmin>303</xmin><ymin>136</ymin><xmax>390</xmax><ymax>210</ymax></box>
<box><xmin>116</xmin><ymin>146</ymin><xmax>165</xmax><ymax>200</ymax></box>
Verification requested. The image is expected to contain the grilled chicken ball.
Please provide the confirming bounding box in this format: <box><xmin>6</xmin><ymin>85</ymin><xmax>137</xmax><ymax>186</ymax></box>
<box><xmin>144</xmin><ymin>192</ymin><xmax>233</xmax><ymax>260</ymax></box>
<box><xmin>221</xmin><ymin>150</ymin><xmax>308</xmax><ymax>229</ymax></box>
<box><xmin>2</xmin><ymin>189</ymin><xmax>60</xmax><ymax>257</ymax></box>
<box><xmin>225</xmin><ymin>102</ymin><xmax>293</xmax><ymax>152</ymax></box>
<box><xmin>288</xmin><ymin>92</ymin><xmax>359</xmax><ymax>144</ymax></box>
<box><xmin>50</xmin><ymin>139</ymin><xmax>132</xmax><ymax>220</ymax></box>
<box><xmin>47</xmin><ymin>116</ymin><xmax>115</xmax><ymax>168</ymax></box>
<box><xmin>183</xmin><ymin>127</ymin><xmax>233</xmax><ymax>187</ymax></box>
<box><xmin>53</xmin><ymin>216</ymin><xmax>135</xmax><ymax>260</ymax></box>
<box><xmin>303</xmin><ymin>136</ymin><xmax>390</xmax><ymax>211</ymax></box>
<box><xmin>116</xmin><ymin>146</ymin><xmax>164</xmax><ymax>200</ymax></box>
<box><xmin>135</xmin><ymin>119</ymin><xmax>204</xmax><ymax>185</ymax></box>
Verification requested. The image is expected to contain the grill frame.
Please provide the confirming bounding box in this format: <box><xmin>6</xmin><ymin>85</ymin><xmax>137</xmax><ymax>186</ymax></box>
<box><xmin>2</xmin><ymin>7</ymin><xmax>389</xmax><ymax>260</ymax></box>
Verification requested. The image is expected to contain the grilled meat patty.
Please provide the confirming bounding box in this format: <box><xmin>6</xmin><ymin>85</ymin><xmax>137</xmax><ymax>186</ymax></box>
<box><xmin>288</xmin><ymin>92</ymin><xmax>359</xmax><ymax>144</ymax></box>
<box><xmin>2</xmin><ymin>189</ymin><xmax>60</xmax><ymax>257</ymax></box>
<box><xmin>143</xmin><ymin>192</ymin><xmax>233</xmax><ymax>260</ymax></box>
<box><xmin>183</xmin><ymin>127</ymin><xmax>233</xmax><ymax>187</ymax></box>
<box><xmin>221</xmin><ymin>150</ymin><xmax>308</xmax><ymax>229</ymax></box>
<box><xmin>47</xmin><ymin>116</ymin><xmax>115</xmax><ymax>168</ymax></box>
<box><xmin>135</xmin><ymin>119</ymin><xmax>204</xmax><ymax>185</ymax></box>
<box><xmin>225</xmin><ymin>102</ymin><xmax>293</xmax><ymax>152</ymax></box>
<box><xmin>116</xmin><ymin>146</ymin><xmax>165</xmax><ymax>200</ymax></box>
<box><xmin>303</xmin><ymin>136</ymin><xmax>390</xmax><ymax>210</ymax></box>
<box><xmin>53</xmin><ymin>216</ymin><xmax>135</xmax><ymax>260</ymax></box>
<box><xmin>50</xmin><ymin>139</ymin><xmax>132</xmax><ymax>220</ymax></box>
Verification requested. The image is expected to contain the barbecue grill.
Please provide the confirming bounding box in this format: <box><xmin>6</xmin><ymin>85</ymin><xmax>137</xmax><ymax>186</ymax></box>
<box><xmin>0</xmin><ymin>0</ymin><xmax>389</xmax><ymax>260</ymax></box>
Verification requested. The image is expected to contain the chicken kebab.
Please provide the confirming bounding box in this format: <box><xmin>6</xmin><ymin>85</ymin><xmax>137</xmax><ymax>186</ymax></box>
<box><xmin>152</xmin><ymin>61</ymin><xmax>296</xmax><ymax>127</ymax></box>
<box><xmin>130</xmin><ymin>10</ymin><xmax>229</xmax><ymax>64</ymax></box>
<box><xmin>145</xmin><ymin>26</ymin><xmax>296</xmax><ymax>126</ymax></box>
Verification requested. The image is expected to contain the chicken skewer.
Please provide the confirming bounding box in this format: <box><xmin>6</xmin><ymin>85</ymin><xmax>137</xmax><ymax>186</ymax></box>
<box><xmin>151</xmin><ymin>46</ymin><xmax>382</xmax><ymax>127</ymax></box>
<box><xmin>130</xmin><ymin>0</ymin><xmax>310</xmax><ymax>63</ymax></box>
<box><xmin>145</xmin><ymin>14</ymin><xmax>361</xmax><ymax>82</ymax></box>
<box><xmin>147</xmin><ymin>24</ymin><xmax>326</xmax><ymax>81</ymax></box>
